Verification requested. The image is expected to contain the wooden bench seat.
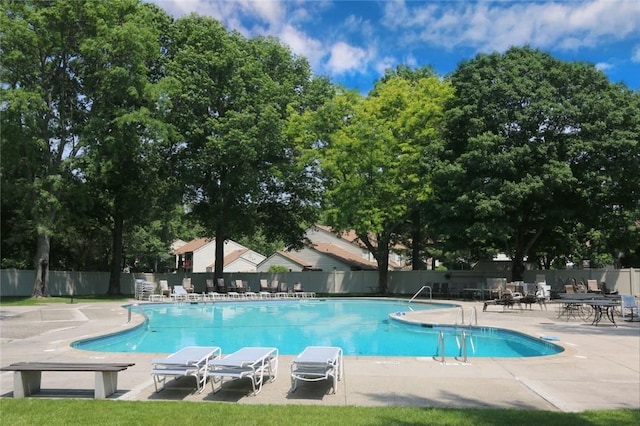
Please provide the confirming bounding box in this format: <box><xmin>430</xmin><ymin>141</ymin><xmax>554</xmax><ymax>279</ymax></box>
<box><xmin>1</xmin><ymin>362</ymin><xmax>134</xmax><ymax>399</ymax></box>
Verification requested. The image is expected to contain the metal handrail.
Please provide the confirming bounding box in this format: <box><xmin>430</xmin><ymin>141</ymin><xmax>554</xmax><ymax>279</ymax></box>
<box><xmin>409</xmin><ymin>285</ymin><xmax>432</xmax><ymax>303</ymax></box>
<box><xmin>456</xmin><ymin>330</ymin><xmax>468</xmax><ymax>362</ymax></box>
<box><xmin>455</xmin><ymin>306</ymin><xmax>478</xmax><ymax>326</ymax></box>
<box><xmin>469</xmin><ymin>306</ymin><xmax>478</xmax><ymax>326</ymax></box>
<box><xmin>434</xmin><ymin>330</ymin><xmax>446</xmax><ymax>363</ymax></box>
<box><xmin>455</xmin><ymin>305</ymin><xmax>464</xmax><ymax>325</ymax></box>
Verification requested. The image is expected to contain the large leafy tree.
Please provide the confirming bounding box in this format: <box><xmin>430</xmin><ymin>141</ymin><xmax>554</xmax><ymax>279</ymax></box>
<box><xmin>165</xmin><ymin>15</ymin><xmax>332</xmax><ymax>280</ymax></box>
<box><xmin>434</xmin><ymin>46</ymin><xmax>639</xmax><ymax>279</ymax></box>
<box><xmin>76</xmin><ymin>0</ymin><xmax>173</xmax><ymax>294</ymax></box>
<box><xmin>303</xmin><ymin>70</ymin><xmax>453</xmax><ymax>293</ymax></box>
<box><xmin>1</xmin><ymin>0</ymin><xmax>90</xmax><ymax>295</ymax></box>
<box><xmin>1</xmin><ymin>0</ymin><xmax>175</xmax><ymax>295</ymax></box>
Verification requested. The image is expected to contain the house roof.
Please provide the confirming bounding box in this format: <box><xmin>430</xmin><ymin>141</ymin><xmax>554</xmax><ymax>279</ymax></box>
<box><xmin>275</xmin><ymin>251</ymin><xmax>312</xmax><ymax>268</ymax></box>
<box><xmin>206</xmin><ymin>249</ymin><xmax>253</xmax><ymax>270</ymax></box>
<box><xmin>313</xmin><ymin>242</ymin><xmax>378</xmax><ymax>270</ymax></box>
<box><xmin>173</xmin><ymin>238</ymin><xmax>213</xmax><ymax>255</ymax></box>
<box><xmin>314</xmin><ymin>224</ymin><xmax>407</xmax><ymax>253</ymax></box>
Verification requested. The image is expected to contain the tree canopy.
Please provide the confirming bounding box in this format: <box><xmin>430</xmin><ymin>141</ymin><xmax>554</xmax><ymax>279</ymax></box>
<box><xmin>293</xmin><ymin>67</ymin><xmax>453</xmax><ymax>293</ymax></box>
<box><xmin>2</xmin><ymin>1</ymin><xmax>638</xmax><ymax>297</ymax></box>
<box><xmin>432</xmin><ymin>46</ymin><xmax>640</xmax><ymax>279</ymax></box>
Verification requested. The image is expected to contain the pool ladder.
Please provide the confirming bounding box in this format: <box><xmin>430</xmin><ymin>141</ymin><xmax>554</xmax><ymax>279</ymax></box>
<box><xmin>435</xmin><ymin>329</ymin><xmax>472</xmax><ymax>363</ymax></box>
<box><xmin>455</xmin><ymin>306</ymin><xmax>478</xmax><ymax>326</ymax></box>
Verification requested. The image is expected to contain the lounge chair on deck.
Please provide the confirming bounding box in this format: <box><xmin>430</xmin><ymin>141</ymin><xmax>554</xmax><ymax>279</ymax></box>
<box><xmin>238</xmin><ymin>280</ymin><xmax>257</xmax><ymax>299</ymax></box>
<box><xmin>216</xmin><ymin>278</ymin><xmax>228</xmax><ymax>295</ymax></box>
<box><xmin>293</xmin><ymin>282</ymin><xmax>315</xmax><ymax>298</ymax></box>
<box><xmin>171</xmin><ymin>285</ymin><xmax>189</xmax><ymax>301</ymax></box>
<box><xmin>290</xmin><ymin>346</ymin><xmax>343</xmax><ymax>394</ymax></box>
<box><xmin>160</xmin><ymin>280</ymin><xmax>170</xmax><ymax>297</ymax></box>
<box><xmin>483</xmin><ymin>289</ymin><xmax>522</xmax><ymax>312</ymax></box>
<box><xmin>207</xmin><ymin>347</ymin><xmax>279</xmax><ymax>396</ymax></box>
<box><xmin>182</xmin><ymin>277</ymin><xmax>194</xmax><ymax>293</ymax></box>
<box><xmin>276</xmin><ymin>282</ymin><xmax>290</xmax><ymax>298</ymax></box>
<box><xmin>259</xmin><ymin>279</ymin><xmax>271</xmax><ymax>298</ymax></box>
<box><xmin>151</xmin><ymin>346</ymin><xmax>221</xmax><ymax>393</ymax></box>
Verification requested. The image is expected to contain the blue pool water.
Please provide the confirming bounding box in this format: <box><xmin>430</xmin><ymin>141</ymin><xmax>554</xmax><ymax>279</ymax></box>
<box><xmin>72</xmin><ymin>299</ymin><xmax>563</xmax><ymax>357</ymax></box>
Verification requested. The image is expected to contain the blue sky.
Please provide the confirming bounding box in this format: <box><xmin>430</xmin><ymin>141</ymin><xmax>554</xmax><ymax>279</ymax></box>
<box><xmin>149</xmin><ymin>0</ymin><xmax>640</xmax><ymax>93</ymax></box>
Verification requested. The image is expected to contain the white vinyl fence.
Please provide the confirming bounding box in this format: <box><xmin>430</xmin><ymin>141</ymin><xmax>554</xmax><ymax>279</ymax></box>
<box><xmin>1</xmin><ymin>268</ymin><xmax>638</xmax><ymax>297</ymax></box>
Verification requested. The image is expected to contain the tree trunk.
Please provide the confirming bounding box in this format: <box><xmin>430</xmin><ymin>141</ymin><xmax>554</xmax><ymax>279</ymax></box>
<box><xmin>511</xmin><ymin>251</ymin><xmax>526</xmax><ymax>281</ymax></box>
<box><xmin>214</xmin><ymin>230</ymin><xmax>225</xmax><ymax>282</ymax></box>
<box><xmin>375</xmin><ymin>237</ymin><xmax>391</xmax><ymax>294</ymax></box>
<box><xmin>32</xmin><ymin>233</ymin><xmax>50</xmax><ymax>298</ymax></box>
<box><xmin>107</xmin><ymin>214</ymin><xmax>124</xmax><ymax>295</ymax></box>
<box><xmin>410</xmin><ymin>211</ymin><xmax>426</xmax><ymax>270</ymax></box>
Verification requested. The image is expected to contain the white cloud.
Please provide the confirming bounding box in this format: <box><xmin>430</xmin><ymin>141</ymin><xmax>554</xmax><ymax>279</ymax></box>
<box><xmin>595</xmin><ymin>62</ymin><xmax>613</xmax><ymax>71</ymax></box>
<box><xmin>326</xmin><ymin>42</ymin><xmax>371</xmax><ymax>75</ymax></box>
<box><xmin>382</xmin><ymin>0</ymin><xmax>640</xmax><ymax>53</ymax></box>
<box><xmin>375</xmin><ymin>56</ymin><xmax>397</xmax><ymax>75</ymax></box>
<box><xmin>632</xmin><ymin>45</ymin><xmax>640</xmax><ymax>63</ymax></box>
<box><xmin>278</xmin><ymin>24</ymin><xmax>326</xmax><ymax>68</ymax></box>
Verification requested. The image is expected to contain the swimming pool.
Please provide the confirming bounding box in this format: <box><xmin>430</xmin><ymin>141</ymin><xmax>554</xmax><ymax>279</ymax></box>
<box><xmin>72</xmin><ymin>299</ymin><xmax>563</xmax><ymax>357</ymax></box>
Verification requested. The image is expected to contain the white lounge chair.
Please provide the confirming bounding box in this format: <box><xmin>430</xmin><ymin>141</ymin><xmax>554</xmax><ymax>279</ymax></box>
<box><xmin>151</xmin><ymin>346</ymin><xmax>221</xmax><ymax>393</ymax></box>
<box><xmin>171</xmin><ymin>285</ymin><xmax>189</xmax><ymax>301</ymax></box>
<box><xmin>207</xmin><ymin>347</ymin><xmax>278</xmax><ymax>396</ymax></box>
<box><xmin>291</xmin><ymin>346</ymin><xmax>343</xmax><ymax>394</ymax></box>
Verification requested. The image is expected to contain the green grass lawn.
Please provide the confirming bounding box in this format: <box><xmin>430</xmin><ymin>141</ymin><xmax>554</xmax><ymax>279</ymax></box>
<box><xmin>1</xmin><ymin>400</ymin><xmax>638</xmax><ymax>425</ymax></box>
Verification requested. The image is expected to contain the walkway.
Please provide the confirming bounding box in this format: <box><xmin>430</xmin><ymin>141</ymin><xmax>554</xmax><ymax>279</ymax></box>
<box><xmin>1</xmin><ymin>299</ymin><xmax>638</xmax><ymax>411</ymax></box>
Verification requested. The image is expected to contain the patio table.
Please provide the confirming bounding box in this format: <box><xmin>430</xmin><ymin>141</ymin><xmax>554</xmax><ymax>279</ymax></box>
<box><xmin>586</xmin><ymin>300</ymin><xmax>619</xmax><ymax>327</ymax></box>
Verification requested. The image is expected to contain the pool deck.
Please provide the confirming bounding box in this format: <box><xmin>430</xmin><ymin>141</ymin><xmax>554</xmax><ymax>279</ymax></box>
<box><xmin>1</xmin><ymin>298</ymin><xmax>638</xmax><ymax>412</ymax></box>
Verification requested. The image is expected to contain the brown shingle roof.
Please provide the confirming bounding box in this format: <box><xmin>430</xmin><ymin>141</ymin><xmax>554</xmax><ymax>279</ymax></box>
<box><xmin>173</xmin><ymin>238</ymin><xmax>213</xmax><ymax>255</ymax></box>
<box><xmin>313</xmin><ymin>242</ymin><xmax>378</xmax><ymax>270</ymax></box>
<box><xmin>277</xmin><ymin>251</ymin><xmax>312</xmax><ymax>268</ymax></box>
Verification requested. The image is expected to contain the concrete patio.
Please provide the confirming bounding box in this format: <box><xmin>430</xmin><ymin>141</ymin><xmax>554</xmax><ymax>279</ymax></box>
<box><xmin>1</xmin><ymin>298</ymin><xmax>638</xmax><ymax>412</ymax></box>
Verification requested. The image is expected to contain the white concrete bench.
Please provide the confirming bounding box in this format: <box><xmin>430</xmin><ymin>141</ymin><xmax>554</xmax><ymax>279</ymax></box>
<box><xmin>1</xmin><ymin>362</ymin><xmax>134</xmax><ymax>399</ymax></box>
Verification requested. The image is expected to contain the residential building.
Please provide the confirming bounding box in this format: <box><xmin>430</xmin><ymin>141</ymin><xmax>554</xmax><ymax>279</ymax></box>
<box><xmin>257</xmin><ymin>225</ymin><xmax>408</xmax><ymax>272</ymax></box>
<box><xmin>173</xmin><ymin>238</ymin><xmax>265</xmax><ymax>273</ymax></box>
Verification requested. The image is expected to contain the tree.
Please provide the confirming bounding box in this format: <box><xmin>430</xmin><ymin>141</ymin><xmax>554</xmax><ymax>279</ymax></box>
<box><xmin>165</xmin><ymin>15</ymin><xmax>332</xmax><ymax>281</ymax></box>
<box><xmin>305</xmin><ymin>70</ymin><xmax>453</xmax><ymax>293</ymax></box>
<box><xmin>1</xmin><ymin>0</ymin><xmax>89</xmax><ymax>296</ymax></box>
<box><xmin>76</xmin><ymin>0</ymin><xmax>173</xmax><ymax>294</ymax></box>
<box><xmin>434</xmin><ymin>46</ymin><xmax>639</xmax><ymax>279</ymax></box>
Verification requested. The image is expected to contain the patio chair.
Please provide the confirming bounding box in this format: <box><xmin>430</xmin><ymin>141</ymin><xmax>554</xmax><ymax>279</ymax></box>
<box><xmin>182</xmin><ymin>277</ymin><xmax>194</xmax><ymax>293</ymax></box>
<box><xmin>292</xmin><ymin>282</ymin><xmax>314</xmax><ymax>298</ymax></box>
<box><xmin>206</xmin><ymin>279</ymin><xmax>216</xmax><ymax>293</ymax></box>
<box><xmin>276</xmin><ymin>282</ymin><xmax>290</xmax><ymax>298</ymax></box>
<box><xmin>159</xmin><ymin>280</ymin><xmax>170</xmax><ymax>297</ymax></box>
<box><xmin>269</xmin><ymin>280</ymin><xmax>279</xmax><ymax>295</ymax></box>
<box><xmin>485</xmin><ymin>278</ymin><xmax>504</xmax><ymax>300</ymax></box>
<box><xmin>207</xmin><ymin>347</ymin><xmax>279</xmax><ymax>396</ymax></box>
<box><xmin>216</xmin><ymin>278</ymin><xmax>228</xmax><ymax>294</ymax></box>
<box><xmin>151</xmin><ymin>346</ymin><xmax>221</xmax><ymax>393</ymax></box>
<box><xmin>483</xmin><ymin>289</ymin><xmax>522</xmax><ymax>312</ymax></box>
<box><xmin>620</xmin><ymin>295</ymin><xmax>639</xmax><ymax>321</ymax></box>
<box><xmin>291</xmin><ymin>346</ymin><xmax>343</xmax><ymax>394</ymax></box>
<box><xmin>587</xmin><ymin>280</ymin><xmax>601</xmax><ymax>293</ymax></box>
<box><xmin>240</xmin><ymin>280</ymin><xmax>258</xmax><ymax>299</ymax></box>
<box><xmin>171</xmin><ymin>285</ymin><xmax>189</xmax><ymax>301</ymax></box>
<box><xmin>258</xmin><ymin>279</ymin><xmax>270</xmax><ymax>298</ymax></box>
